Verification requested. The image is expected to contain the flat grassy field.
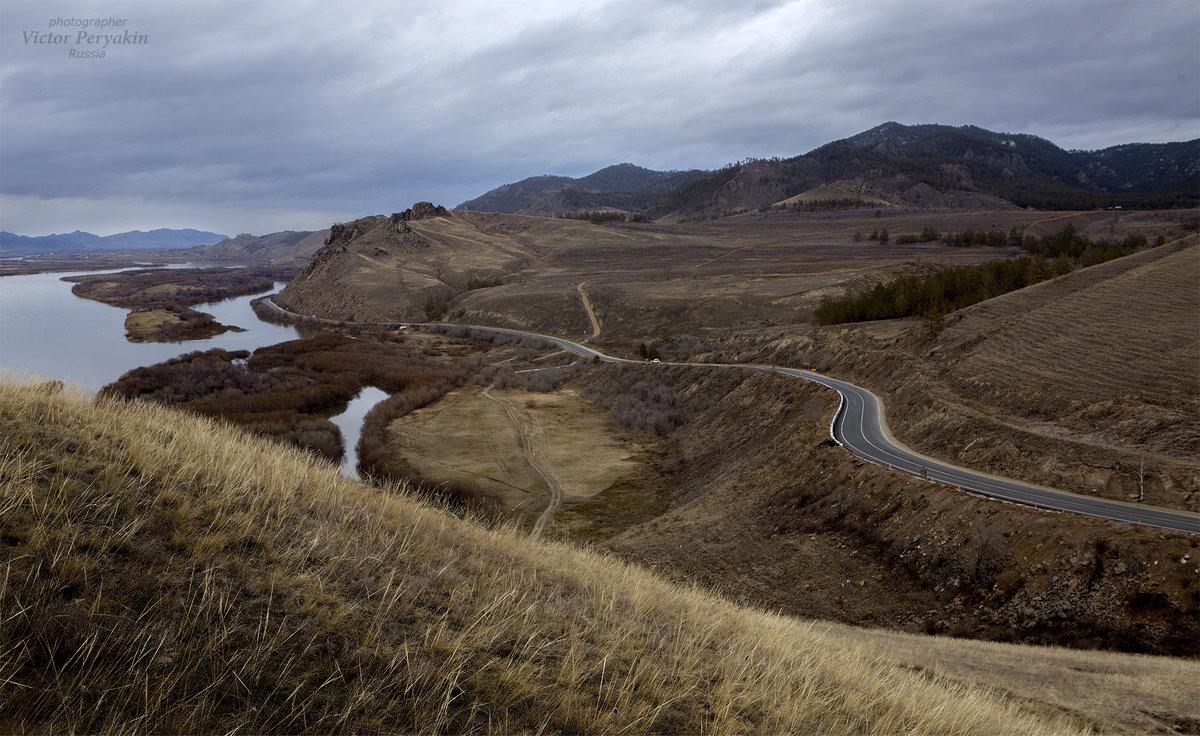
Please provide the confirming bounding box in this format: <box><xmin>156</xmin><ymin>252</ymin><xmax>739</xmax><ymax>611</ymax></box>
<box><xmin>387</xmin><ymin>385</ymin><xmax>643</xmax><ymax>527</ymax></box>
<box><xmin>121</xmin><ymin>305</ymin><xmax>238</xmax><ymax>342</ymax></box>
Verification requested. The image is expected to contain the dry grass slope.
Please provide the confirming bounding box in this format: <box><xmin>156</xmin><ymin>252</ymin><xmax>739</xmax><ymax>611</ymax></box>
<box><xmin>798</xmin><ymin>236</ymin><xmax>1200</xmax><ymax>507</ymax></box>
<box><xmin>941</xmin><ymin>238</ymin><xmax>1199</xmax><ymax>438</ymax></box>
<box><xmin>278</xmin><ymin>208</ymin><xmax>1083</xmax><ymax>339</ymax></box>
<box><xmin>0</xmin><ymin>377</ymin><xmax>1118</xmax><ymax>735</ymax></box>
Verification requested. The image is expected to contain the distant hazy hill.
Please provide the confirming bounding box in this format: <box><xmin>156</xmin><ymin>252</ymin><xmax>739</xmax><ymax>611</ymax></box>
<box><xmin>0</xmin><ymin>228</ymin><xmax>228</xmax><ymax>255</ymax></box>
<box><xmin>457</xmin><ymin>163</ymin><xmax>708</xmax><ymax>215</ymax></box>
<box><xmin>461</xmin><ymin>123</ymin><xmax>1199</xmax><ymax>220</ymax></box>
<box><xmin>184</xmin><ymin>229</ymin><xmax>329</xmax><ymax>266</ymax></box>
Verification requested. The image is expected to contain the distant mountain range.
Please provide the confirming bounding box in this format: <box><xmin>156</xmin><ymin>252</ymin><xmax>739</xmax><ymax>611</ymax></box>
<box><xmin>459</xmin><ymin>123</ymin><xmax>1199</xmax><ymax>219</ymax></box>
<box><xmin>184</xmin><ymin>229</ymin><xmax>329</xmax><ymax>267</ymax></box>
<box><xmin>458</xmin><ymin>163</ymin><xmax>710</xmax><ymax>216</ymax></box>
<box><xmin>0</xmin><ymin>228</ymin><xmax>228</xmax><ymax>255</ymax></box>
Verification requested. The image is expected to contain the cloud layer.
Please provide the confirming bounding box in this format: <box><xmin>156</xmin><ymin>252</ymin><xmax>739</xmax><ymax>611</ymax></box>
<box><xmin>2</xmin><ymin>0</ymin><xmax>1197</xmax><ymax>235</ymax></box>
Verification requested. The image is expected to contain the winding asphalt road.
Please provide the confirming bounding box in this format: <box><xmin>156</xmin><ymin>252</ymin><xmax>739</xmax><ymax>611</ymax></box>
<box><xmin>263</xmin><ymin>299</ymin><xmax>1200</xmax><ymax>535</ymax></box>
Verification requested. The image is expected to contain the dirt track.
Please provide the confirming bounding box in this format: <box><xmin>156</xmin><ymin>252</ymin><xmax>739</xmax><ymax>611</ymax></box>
<box><xmin>484</xmin><ymin>386</ymin><xmax>563</xmax><ymax>538</ymax></box>
<box><xmin>577</xmin><ymin>281</ymin><xmax>602</xmax><ymax>339</ymax></box>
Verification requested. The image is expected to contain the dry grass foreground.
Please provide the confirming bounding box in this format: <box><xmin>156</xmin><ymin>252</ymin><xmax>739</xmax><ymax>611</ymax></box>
<box><xmin>6</xmin><ymin>379</ymin><xmax>1189</xmax><ymax>734</ymax></box>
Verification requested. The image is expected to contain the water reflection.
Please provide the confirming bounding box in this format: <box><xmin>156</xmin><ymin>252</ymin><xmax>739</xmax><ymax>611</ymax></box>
<box><xmin>328</xmin><ymin>386</ymin><xmax>391</xmax><ymax>479</ymax></box>
<box><xmin>0</xmin><ymin>269</ymin><xmax>301</xmax><ymax>391</ymax></box>
<box><xmin>0</xmin><ymin>268</ymin><xmax>376</xmax><ymax>477</ymax></box>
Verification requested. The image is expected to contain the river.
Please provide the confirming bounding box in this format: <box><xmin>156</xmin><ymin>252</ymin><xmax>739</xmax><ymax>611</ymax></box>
<box><xmin>0</xmin><ymin>267</ymin><xmax>383</xmax><ymax>475</ymax></box>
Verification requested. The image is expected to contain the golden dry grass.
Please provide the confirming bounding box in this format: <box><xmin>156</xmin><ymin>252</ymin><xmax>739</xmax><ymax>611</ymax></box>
<box><xmin>123</xmin><ymin>308</ymin><xmax>180</xmax><ymax>333</ymax></box>
<box><xmin>0</xmin><ymin>375</ymin><xmax>1144</xmax><ymax>734</ymax></box>
<box><xmin>822</xmin><ymin>624</ymin><xmax>1200</xmax><ymax>735</ymax></box>
<box><xmin>389</xmin><ymin>384</ymin><xmax>548</xmax><ymax>510</ymax></box>
<box><xmin>389</xmin><ymin>386</ymin><xmax>639</xmax><ymax>519</ymax></box>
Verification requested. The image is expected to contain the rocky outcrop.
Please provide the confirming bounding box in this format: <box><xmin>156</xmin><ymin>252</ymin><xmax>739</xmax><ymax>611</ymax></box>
<box><xmin>387</xmin><ymin>213</ymin><xmax>411</xmax><ymax>234</ymax></box>
<box><xmin>326</xmin><ymin>218</ymin><xmax>377</xmax><ymax>247</ymax></box>
<box><xmin>322</xmin><ymin>212</ymin><xmax>434</xmax><ymax>252</ymax></box>
<box><xmin>397</xmin><ymin>202</ymin><xmax>449</xmax><ymax>221</ymax></box>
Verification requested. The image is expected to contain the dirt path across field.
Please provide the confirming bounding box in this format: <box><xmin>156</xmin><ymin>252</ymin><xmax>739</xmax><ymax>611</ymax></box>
<box><xmin>577</xmin><ymin>281</ymin><xmax>602</xmax><ymax>339</ymax></box>
<box><xmin>693</xmin><ymin>246</ymin><xmax>745</xmax><ymax>270</ymax></box>
<box><xmin>1027</xmin><ymin>211</ymin><xmax>1112</xmax><ymax>238</ymax></box>
<box><xmin>484</xmin><ymin>386</ymin><xmax>563</xmax><ymax>538</ymax></box>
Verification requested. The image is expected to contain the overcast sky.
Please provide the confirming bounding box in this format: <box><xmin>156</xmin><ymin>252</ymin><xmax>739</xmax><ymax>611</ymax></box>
<box><xmin>2</xmin><ymin>0</ymin><xmax>1197</xmax><ymax>237</ymax></box>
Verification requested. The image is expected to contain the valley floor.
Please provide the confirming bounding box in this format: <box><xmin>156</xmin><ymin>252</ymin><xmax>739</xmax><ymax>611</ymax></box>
<box><xmin>14</xmin><ymin>209</ymin><xmax>1197</xmax><ymax>734</ymax></box>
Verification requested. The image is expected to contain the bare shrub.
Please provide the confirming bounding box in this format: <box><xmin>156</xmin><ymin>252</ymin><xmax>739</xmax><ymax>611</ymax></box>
<box><xmin>101</xmin><ymin>334</ymin><xmax>484</xmax><ymax>464</ymax></box>
<box><xmin>492</xmin><ymin>366</ymin><xmax>518</xmax><ymax>389</ymax></box>
<box><xmin>474</xmin><ymin>364</ymin><xmax>501</xmax><ymax>386</ymax></box>
<box><xmin>524</xmin><ymin>368</ymin><xmax>562</xmax><ymax>393</ymax></box>
<box><xmin>597</xmin><ymin>380</ymin><xmax>686</xmax><ymax>434</ymax></box>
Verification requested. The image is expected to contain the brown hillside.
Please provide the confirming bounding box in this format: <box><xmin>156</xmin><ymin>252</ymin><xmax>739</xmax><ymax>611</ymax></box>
<box><xmin>935</xmin><ymin>238</ymin><xmax>1198</xmax><ymax>449</ymax></box>
<box><xmin>584</xmin><ymin>365</ymin><xmax>1199</xmax><ymax>658</ymax></box>
<box><xmin>274</xmin><ymin>209</ymin><xmax>644</xmax><ymax>325</ymax></box>
<box><xmin>877</xmin><ymin>238</ymin><xmax>1200</xmax><ymax>509</ymax></box>
<box><xmin>281</xmin><ymin>207</ymin><xmax>1112</xmax><ymax>339</ymax></box>
<box><xmin>372</xmin><ymin>350</ymin><xmax>1199</xmax><ymax>659</ymax></box>
<box><xmin>9</xmin><ymin>378</ymin><xmax>1179</xmax><ymax>734</ymax></box>
<box><xmin>740</xmin><ymin>236</ymin><xmax>1199</xmax><ymax>510</ymax></box>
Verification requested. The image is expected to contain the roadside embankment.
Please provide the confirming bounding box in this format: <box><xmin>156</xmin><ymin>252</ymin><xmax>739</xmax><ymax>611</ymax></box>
<box><xmin>590</xmin><ymin>364</ymin><xmax>1199</xmax><ymax>656</ymax></box>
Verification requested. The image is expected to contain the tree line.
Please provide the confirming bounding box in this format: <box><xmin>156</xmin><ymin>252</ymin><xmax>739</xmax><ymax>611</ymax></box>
<box><xmin>556</xmin><ymin>210</ymin><xmax>628</xmax><ymax>224</ymax></box>
<box><xmin>815</xmin><ymin>225</ymin><xmax>1152</xmax><ymax>325</ymax></box>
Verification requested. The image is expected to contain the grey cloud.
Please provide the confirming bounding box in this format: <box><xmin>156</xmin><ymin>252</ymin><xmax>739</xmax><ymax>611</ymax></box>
<box><xmin>1</xmin><ymin>0</ymin><xmax>1196</xmax><ymax>236</ymax></box>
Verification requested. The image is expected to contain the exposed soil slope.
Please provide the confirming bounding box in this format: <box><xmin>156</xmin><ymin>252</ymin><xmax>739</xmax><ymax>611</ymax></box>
<box><xmin>932</xmin><ymin>239</ymin><xmax>1197</xmax><ymax>454</ymax></box>
<box><xmin>4</xmin><ymin>377</ymin><xmax>1163</xmax><ymax>734</ymax></box>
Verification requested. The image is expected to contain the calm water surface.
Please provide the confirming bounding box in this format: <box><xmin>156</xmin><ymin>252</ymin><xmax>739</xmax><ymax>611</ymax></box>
<box><xmin>329</xmin><ymin>386</ymin><xmax>391</xmax><ymax>479</ymax></box>
<box><xmin>0</xmin><ymin>268</ymin><xmax>383</xmax><ymax>473</ymax></box>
